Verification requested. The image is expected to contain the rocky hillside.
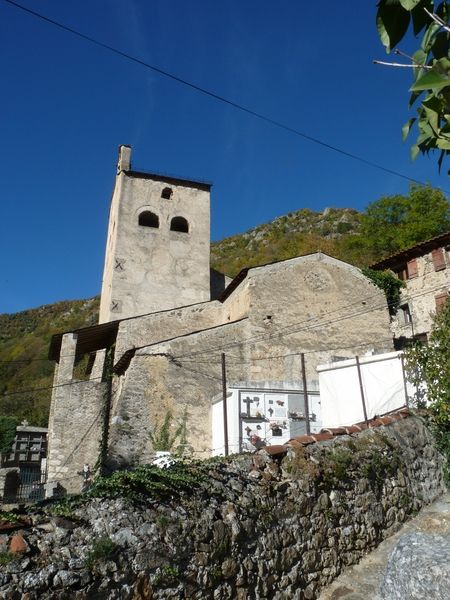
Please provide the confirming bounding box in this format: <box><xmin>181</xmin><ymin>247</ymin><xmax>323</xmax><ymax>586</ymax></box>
<box><xmin>211</xmin><ymin>207</ymin><xmax>362</xmax><ymax>277</ymax></box>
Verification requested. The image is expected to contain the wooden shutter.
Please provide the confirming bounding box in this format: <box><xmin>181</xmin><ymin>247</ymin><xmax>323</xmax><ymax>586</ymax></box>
<box><xmin>407</xmin><ymin>258</ymin><xmax>418</xmax><ymax>279</ymax></box>
<box><xmin>432</xmin><ymin>247</ymin><xmax>446</xmax><ymax>271</ymax></box>
<box><xmin>435</xmin><ymin>292</ymin><xmax>448</xmax><ymax>314</ymax></box>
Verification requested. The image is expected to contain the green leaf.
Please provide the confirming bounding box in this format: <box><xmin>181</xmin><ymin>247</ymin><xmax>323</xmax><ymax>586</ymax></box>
<box><xmin>411</xmin><ymin>0</ymin><xmax>434</xmax><ymax>35</ymax></box>
<box><xmin>402</xmin><ymin>117</ymin><xmax>417</xmax><ymax>140</ymax></box>
<box><xmin>410</xmin><ymin>70</ymin><xmax>450</xmax><ymax>91</ymax></box>
<box><xmin>421</xmin><ymin>21</ymin><xmax>441</xmax><ymax>52</ymax></box>
<box><xmin>436</xmin><ymin>137</ymin><xmax>450</xmax><ymax>149</ymax></box>
<box><xmin>377</xmin><ymin>1</ymin><xmax>411</xmax><ymax>52</ymax></box>
<box><xmin>411</xmin><ymin>144</ymin><xmax>421</xmax><ymax>160</ymax></box>
<box><xmin>399</xmin><ymin>0</ymin><xmax>422</xmax><ymax>8</ymax></box>
<box><xmin>422</xmin><ymin>95</ymin><xmax>443</xmax><ymax>132</ymax></box>
<box><xmin>431</xmin><ymin>31</ymin><xmax>450</xmax><ymax>59</ymax></box>
<box><xmin>412</xmin><ymin>49</ymin><xmax>429</xmax><ymax>82</ymax></box>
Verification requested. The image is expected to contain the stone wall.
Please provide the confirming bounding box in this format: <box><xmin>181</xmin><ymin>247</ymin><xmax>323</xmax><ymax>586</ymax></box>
<box><xmin>107</xmin><ymin>254</ymin><xmax>393</xmax><ymax>464</ymax></box>
<box><xmin>391</xmin><ymin>247</ymin><xmax>450</xmax><ymax>339</ymax></box>
<box><xmin>4</xmin><ymin>414</ymin><xmax>445</xmax><ymax>600</ymax></box>
<box><xmin>46</xmin><ymin>334</ymin><xmax>107</xmax><ymax>494</ymax></box>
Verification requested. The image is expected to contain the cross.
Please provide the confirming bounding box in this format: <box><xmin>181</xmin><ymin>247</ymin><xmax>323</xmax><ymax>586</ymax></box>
<box><xmin>114</xmin><ymin>258</ymin><xmax>125</xmax><ymax>271</ymax></box>
<box><xmin>242</xmin><ymin>396</ymin><xmax>254</xmax><ymax>417</ymax></box>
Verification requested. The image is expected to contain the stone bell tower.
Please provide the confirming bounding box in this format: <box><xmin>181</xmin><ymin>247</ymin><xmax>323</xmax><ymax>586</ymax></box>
<box><xmin>99</xmin><ymin>145</ymin><xmax>212</xmax><ymax>323</ymax></box>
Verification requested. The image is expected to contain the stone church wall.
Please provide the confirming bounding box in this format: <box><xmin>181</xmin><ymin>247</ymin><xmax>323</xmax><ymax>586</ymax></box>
<box><xmin>46</xmin><ymin>334</ymin><xmax>106</xmax><ymax>494</ymax></box>
<box><xmin>114</xmin><ymin>300</ymin><xmax>224</xmax><ymax>361</ymax></box>
<box><xmin>107</xmin><ymin>255</ymin><xmax>393</xmax><ymax>465</ymax></box>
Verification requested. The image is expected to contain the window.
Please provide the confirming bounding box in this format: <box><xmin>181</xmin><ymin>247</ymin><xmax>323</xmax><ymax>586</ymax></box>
<box><xmin>161</xmin><ymin>187</ymin><xmax>173</xmax><ymax>199</ymax></box>
<box><xmin>432</xmin><ymin>247</ymin><xmax>446</xmax><ymax>271</ymax></box>
<box><xmin>406</xmin><ymin>258</ymin><xmax>418</xmax><ymax>278</ymax></box>
<box><xmin>395</xmin><ymin>267</ymin><xmax>407</xmax><ymax>281</ymax></box>
<box><xmin>170</xmin><ymin>216</ymin><xmax>189</xmax><ymax>233</ymax></box>
<box><xmin>400</xmin><ymin>304</ymin><xmax>412</xmax><ymax>325</ymax></box>
<box><xmin>138</xmin><ymin>211</ymin><xmax>159</xmax><ymax>228</ymax></box>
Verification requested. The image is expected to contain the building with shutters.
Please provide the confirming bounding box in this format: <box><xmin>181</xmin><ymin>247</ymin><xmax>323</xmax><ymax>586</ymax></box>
<box><xmin>371</xmin><ymin>231</ymin><xmax>450</xmax><ymax>347</ymax></box>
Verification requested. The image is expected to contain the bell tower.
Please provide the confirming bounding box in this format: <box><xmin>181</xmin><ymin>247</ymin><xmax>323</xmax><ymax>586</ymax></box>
<box><xmin>99</xmin><ymin>145</ymin><xmax>211</xmax><ymax>323</ymax></box>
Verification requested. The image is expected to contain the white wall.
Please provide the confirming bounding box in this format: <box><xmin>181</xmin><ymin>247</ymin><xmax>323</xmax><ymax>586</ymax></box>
<box><xmin>212</xmin><ymin>387</ymin><xmax>321</xmax><ymax>455</ymax></box>
<box><xmin>317</xmin><ymin>351</ymin><xmax>412</xmax><ymax>428</ymax></box>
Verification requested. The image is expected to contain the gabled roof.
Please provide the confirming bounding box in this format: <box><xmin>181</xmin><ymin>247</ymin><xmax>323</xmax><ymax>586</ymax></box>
<box><xmin>218</xmin><ymin>251</ymin><xmax>365</xmax><ymax>303</ymax></box>
<box><xmin>370</xmin><ymin>231</ymin><xmax>450</xmax><ymax>271</ymax></box>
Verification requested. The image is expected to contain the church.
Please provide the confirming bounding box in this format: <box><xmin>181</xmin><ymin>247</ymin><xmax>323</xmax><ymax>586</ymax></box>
<box><xmin>46</xmin><ymin>146</ymin><xmax>393</xmax><ymax>493</ymax></box>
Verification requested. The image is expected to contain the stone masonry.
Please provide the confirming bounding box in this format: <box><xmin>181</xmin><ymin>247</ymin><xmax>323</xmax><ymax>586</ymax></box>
<box><xmin>0</xmin><ymin>414</ymin><xmax>446</xmax><ymax>599</ymax></box>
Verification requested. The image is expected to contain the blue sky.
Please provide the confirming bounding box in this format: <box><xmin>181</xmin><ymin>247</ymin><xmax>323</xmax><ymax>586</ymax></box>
<box><xmin>0</xmin><ymin>0</ymin><xmax>448</xmax><ymax>314</ymax></box>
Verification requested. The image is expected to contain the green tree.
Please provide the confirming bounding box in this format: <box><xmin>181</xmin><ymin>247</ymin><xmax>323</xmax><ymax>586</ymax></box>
<box><xmin>0</xmin><ymin>416</ymin><xmax>19</xmax><ymax>454</ymax></box>
<box><xmin>359</xmin><ymin>184</ymin><xmax>450</xmax><ymax>256</ymax></box>
<box><xmin>376</xmin><ymin>0</ymin><xmax>450</xmax><ymax>171</ymax></box>
<box><xmin>405</xmin><ymin>299</ymin><xmax>450</xmax><ymax>481</ymax></box>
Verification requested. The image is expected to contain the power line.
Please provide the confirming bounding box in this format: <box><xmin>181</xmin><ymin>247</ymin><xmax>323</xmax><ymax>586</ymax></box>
<box><xmin>100</xmin><ymin>281</ymin><xmax>444</xmax><ymax>365</ymax></box>
<box><xmin>0</xmin><ymin>353</ymin><xmax>79</xmax><ymax>364</ymax></box>
<box><xmin>2</xmin><ymin>0</ymin><xmax>442</xmax><ymax>190</ymax></box>
<box><xmin>169</xmin><ymin>283</ymin><xmax>447</xmax><ymax>361</ymax></box>
<box><xmin>0</xmin><ymin>376</ymin><xmax>103</xmax><ymax>398</ymax></box>
<box><xmin>177</xmin><ymin>336</ymin><xmax>396</xmax><ymax>366</ymax></box>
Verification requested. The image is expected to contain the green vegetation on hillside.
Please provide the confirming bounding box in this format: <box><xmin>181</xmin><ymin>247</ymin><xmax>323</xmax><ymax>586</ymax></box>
<box><xmin>211</xmin><ymin>185</ymin><xmax>450</xmax><ymax>276</ymax></box>
<box><xmin>0</xmin><ymin>298</ymin><xmax>99</xmax><ymax>426</ymax></box>
<box><xmin>0</xmin><ymin>184</ymin><xmax>448</xmax><ymax>428</ymax></box>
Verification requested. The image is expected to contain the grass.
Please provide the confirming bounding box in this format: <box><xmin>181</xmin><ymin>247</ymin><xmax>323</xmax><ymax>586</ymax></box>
<box><xmin>85</xmin><ymin>537</ymin><xmax>117</xmax><ymax>568</ymax></box>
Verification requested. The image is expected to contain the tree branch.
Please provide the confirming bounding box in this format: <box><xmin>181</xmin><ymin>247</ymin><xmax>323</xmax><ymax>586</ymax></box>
<box><xmin>373</xmin><ymin>60</ymin><xmax>431</xmax><ymax>69</ymax></box>
<box><xmin>423</xmin><ymin>7</ymin><xmax>450</xmax><ymax>34</ymax></box>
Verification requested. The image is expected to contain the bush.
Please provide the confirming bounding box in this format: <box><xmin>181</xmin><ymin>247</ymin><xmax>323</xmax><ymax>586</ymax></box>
<box><xmin>405</xmin><ymin>300</ymin><xmax>450</xmax><ymax>484</ymax></box>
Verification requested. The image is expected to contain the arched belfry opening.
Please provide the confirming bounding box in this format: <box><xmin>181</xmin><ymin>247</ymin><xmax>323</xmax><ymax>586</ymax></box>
<box><xmin>170</xmin><ymin>216</ymin><xmax>189</xmax><ymax>233</ymax></box>
<box><xmin>139</xmin><ymin>211</ymin><xmax>159</xmax><ymax>228</ymax></box>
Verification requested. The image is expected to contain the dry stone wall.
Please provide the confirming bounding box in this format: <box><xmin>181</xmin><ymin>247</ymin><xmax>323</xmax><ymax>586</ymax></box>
<box><xmin>0</xmin><ymin>415</ymin><xmax>445</xmax><ymax>599</ymax></box>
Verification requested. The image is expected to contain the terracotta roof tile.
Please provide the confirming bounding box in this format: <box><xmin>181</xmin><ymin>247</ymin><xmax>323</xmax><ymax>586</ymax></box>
<box><xmin>311</xmin><ymin>432</ymin><xmax>334</xmax><ymax>442</ymax></box>
<box><xmin>321</xmin><ymin>427</ymin><xmax>347</xmax><ymax>436</ymax></box>
<box><xmin>289</xmin><ymin>435</ymin><xmax>317</xmax><ymax>446</ymax></box>
<box><xmin>344</xmin><ymin>425</ymin><xmax>362</xmax><ymax>434</ymax></box>
<box><xmin>263</xmin><ymin>445</ymin><xmax>287</xmax><ymax>456</ymax></box>
<box><xmin>260</xmin><ymin>408</ymin><xmax>411</xmax><ymax>461</ymax></box>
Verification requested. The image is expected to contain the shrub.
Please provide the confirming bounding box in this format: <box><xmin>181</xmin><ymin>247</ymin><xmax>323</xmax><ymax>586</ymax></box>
<box><xmin>85</xmin><ymin>537</ymin><xmax>117</xmax><ymax>568</ymax></box>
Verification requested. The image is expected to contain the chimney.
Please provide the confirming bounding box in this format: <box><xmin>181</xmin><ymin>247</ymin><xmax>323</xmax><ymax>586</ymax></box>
<box><xmin>117</xmin><ymin>145</ymin><xmax>131</xmax><ymax>173</ymax></box>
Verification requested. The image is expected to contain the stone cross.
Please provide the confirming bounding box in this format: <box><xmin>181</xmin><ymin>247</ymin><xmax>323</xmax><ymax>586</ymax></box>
<box><xmin>242</xmin><ymin>396</ymin><xmax>254</xmax><ymax>417</ymax></box>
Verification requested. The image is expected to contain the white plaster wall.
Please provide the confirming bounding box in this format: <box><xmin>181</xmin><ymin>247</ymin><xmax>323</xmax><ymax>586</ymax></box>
<box><xmin>318</xmin><ymin>351</ymin><xmax>412</xmax><ymax>428</ymax></box>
